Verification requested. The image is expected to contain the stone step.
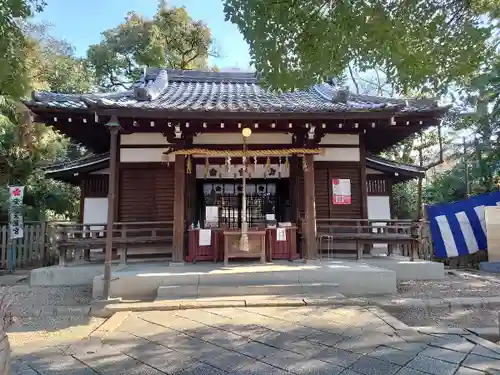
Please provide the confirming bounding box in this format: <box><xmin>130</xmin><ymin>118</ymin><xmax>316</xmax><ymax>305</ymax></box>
<box><xmin>94</xmin><ymin>261</ymin><xmax>398</xmax><ymax>300</ymax></box>
<box><xmin>156</xmin><ymin>282</ymin><xmax>341</xmax><ymax>301</ymax></box>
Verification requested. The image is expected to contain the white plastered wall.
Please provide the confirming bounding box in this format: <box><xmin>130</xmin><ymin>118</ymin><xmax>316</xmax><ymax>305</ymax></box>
<box><xmin>83</xmin><ymin>197</ymin><xmax>108</xmax><ymax>253</ymax></box>
<box><xmin>120</xmin><ymin>132</ymin><xmax>361</xmax><ymax>163</ymax></box>
<box><xmin>367</xmin><ymin>195</ymin><xmax>391</xmax><ymax>254</ymax></box>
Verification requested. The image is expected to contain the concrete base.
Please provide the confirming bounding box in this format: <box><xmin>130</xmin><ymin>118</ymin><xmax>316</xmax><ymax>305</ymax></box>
<box><xmin>93</xmin><ymin>260</ymin><xmax>398</xmax><ymax>300</ymax></box>
<box><xmin>29</xmin><ymin>264</ymin><xmax>123</xmax><ymax>287</ymax></box>
<box><xmin>480</xmin><ymin>262</ymin><xmax>500</xmax><ymax>273</ymax></box>
<box><xmin>362</xmin><ymin>255</ymin><xmax>445</xmax><ymax>280</ymax></box>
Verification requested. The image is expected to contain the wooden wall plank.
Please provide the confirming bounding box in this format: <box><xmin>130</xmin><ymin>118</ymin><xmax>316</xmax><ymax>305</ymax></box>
<box><xmin>313</xmin><ymin>161</ymin><xmax>363</xmax><ymax>219</ymax></box>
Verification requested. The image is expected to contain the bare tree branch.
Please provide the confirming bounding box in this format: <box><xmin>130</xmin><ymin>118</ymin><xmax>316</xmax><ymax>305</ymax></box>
<box><xmin>348</xmin><ymin>64</ymin><xmax>359</xmax><ymax>94</ymax></box>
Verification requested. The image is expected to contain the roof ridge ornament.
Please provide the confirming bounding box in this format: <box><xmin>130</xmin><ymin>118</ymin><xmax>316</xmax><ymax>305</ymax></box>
<box><xmin>134</xmin><ymin>69</ymin><xmax>169</xmax><ymax>101</ymax></box>
<box><xmin>332</xmin><ymin>87</ymin><xmax>350</xmax><ymax>103</ymax></box>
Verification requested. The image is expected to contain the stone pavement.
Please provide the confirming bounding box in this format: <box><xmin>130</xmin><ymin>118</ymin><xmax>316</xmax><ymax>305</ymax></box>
<box><xmin>11</xmin><ymin>305</ymin><xmax>500</xmax><ymax>374</ymax></box>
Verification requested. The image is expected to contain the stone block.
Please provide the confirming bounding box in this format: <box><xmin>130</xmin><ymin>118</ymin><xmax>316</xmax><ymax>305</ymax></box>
<box><xmin>156</xmin><ymin>285</ymin><xmax>198</xmax><ymax>300</ymax></box>
<box><xmin>30</xmin><ymin>265</ymin><xmax>109</xmax><ymax>287</ymax></box>
<box><xmin>287</xmin><ymin>358</ymin><xmax>345</xmax><ymax>375</ymax></box>
<box><xmin>466</xmin><ymin>334</ymin><xmax>500</xmax><ymax>356</ymax></box>
<box><xmin>456</xmin><ymin>367</ymin><xmax>489</xmax><ymax>375</ymax></box>
<box><xmin>236</xmin><ymin>361</ymin><xmax>291</xmax><ymax>374</ymax></box>
<box><xmin>312</xmin><ymin>347</ymin><xmax>361</xmax><ymax>368</ymax></box>
<box><xmin>349</xmin><ymin>355</ymin><xmax>401</xmax><ymax>375</ymax></box>
<box><xmin>420</xmin><ymin>346</ymin><xmax>467</xmax><ymax>364</ymax></box>
<box><xmin>362</xmin><ymin>257</ymin><xmax>445</xmax><ymax>281</ymax></box>
<box><xmin>471</xmin><ymin>344</ymin><xmax>500</xmax><ymax>360</ymax></box>
<box><xmin>396</xmin><ymin>369</ymin><xmax>428</xmax><ymax>375</ymax></box>
<box><xmin>480</xmin><ymin>262</ymin><xmax>500</xmax><ymax>273</ymax></box>
<box><xmin>406</xmin><ymin>353</ymin><xmax>459</xmax><ymax>375</ymax></box>
<box><xmin>464</xmin><ymin>353</ymin><xmax>500</xmax><ymax>372</ymax></box>
<box><xmin>368</xmin><ymin>346</ymin><xmax>417</xmax><ymax>366</ymax></box>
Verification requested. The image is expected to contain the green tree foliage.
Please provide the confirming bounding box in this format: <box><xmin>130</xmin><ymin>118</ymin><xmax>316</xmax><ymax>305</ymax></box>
<box><xmin>0</xmin><ymin>22</ymin><xmax>95</xmax><ymax>221</ymax></box>
<box><xmin>423</xmin><ymin>55</ymin><xmax>500</xmax><ymax>206</ymax></box>
<box><xmin>0</xmin><ymin>0</ymin><xmax>46</xmax><ymax>98</ymax></box>
<box><xmin>88</xmin><ymin>0</ymin><xmax>216</xmax><ymax>90</ymax></box>
<box><xmin>22</xmin><ymin>22</ymin><xmax>94</xmax><ymax>94</ymax></box>
<box><xmin>223</xmin><ymin>0</ymin><xmax>498</xmax><ymax>92</ymax></box>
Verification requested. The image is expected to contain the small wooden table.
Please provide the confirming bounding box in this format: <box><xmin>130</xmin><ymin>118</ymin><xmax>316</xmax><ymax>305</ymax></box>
<box><xmin>223</xmin><ymin>230</ymin><xmax>266</xmax><ymax>266</ymax></box>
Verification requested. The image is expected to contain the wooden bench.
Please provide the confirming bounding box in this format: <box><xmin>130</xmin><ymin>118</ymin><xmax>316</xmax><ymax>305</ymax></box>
<box><xmin>315</xmin><ymin>219</ymin><xmax>422</xmax><ymax>260</ymax></box>
<box><xmin>52</xmin><ymin>221</ymin><xmax>174</xmax><ymax>264</ymax></box>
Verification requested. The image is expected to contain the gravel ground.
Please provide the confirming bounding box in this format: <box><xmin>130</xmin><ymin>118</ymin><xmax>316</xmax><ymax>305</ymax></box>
<box><xmin>397</xmin><ymin>270</ymin><xmax>500</xmax><ymax>299</ymax></box>
<box><xmin>3</xmin><ymin>284</ymin><xmax>93</xmax><ymax>317</ymax></box>
<box><xmin>389</xmin><ymin>270</ymin><xmax>500</xmax><ymax>328</ymax></box>
<box><xmin>0</xmin><ymin>276</ymin><xmax>101</xmax><ymax>356</ymax></box>
<box><xmin>387</xmin><ymin>306</ymin><xmax>499</xmax><ymax>328</ymax></box>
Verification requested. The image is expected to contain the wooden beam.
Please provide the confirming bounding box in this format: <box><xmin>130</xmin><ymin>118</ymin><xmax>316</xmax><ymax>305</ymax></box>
<box><xmin>303</xmin><ymin>154</ymin><xmax>317</xmax><ymax>260</ymax></box>
<box><xmin>173</xmin><ymin>154</ymin><xmax>186</xmax><ymax>262</ymax></box>
<box><xmin>94</xmin><ymin>107</ymin><xmax>402</xmax><ymax>121</ymax></box>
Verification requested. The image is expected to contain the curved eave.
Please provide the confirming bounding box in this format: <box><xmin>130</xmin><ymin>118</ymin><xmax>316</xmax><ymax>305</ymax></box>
<box><xmin>43</xmin><ymin>155</ymin><xmax>109</xmax><ymax>185</ymax></box>
<box><xmin>366</xmin><ymin>155</ymin><xmax>425</xmax><ymax>181</ymax></box>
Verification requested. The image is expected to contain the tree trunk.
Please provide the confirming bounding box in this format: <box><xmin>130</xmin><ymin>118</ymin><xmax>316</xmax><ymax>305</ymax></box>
<box><xmin>0</xmin><ymin>333</ymin><xmax>11</xmax><ymax>375</ymax></box>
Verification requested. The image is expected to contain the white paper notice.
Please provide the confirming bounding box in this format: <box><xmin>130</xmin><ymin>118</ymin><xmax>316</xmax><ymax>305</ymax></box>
<box><xmin>276</xmin><ymin>227</ymin><xmax>287</xmax><ymax>241</ymax></box>
<box><xmin>205</xmin><ymin>206</ymin><xmax>219</xmax><ymax>223</ymax></box>
<box><xmin>266</xmin><ymin>214</ymin><xmax>275</xmax><ymax>221</ymax></box>
<box><xmin>199</xmin><ymin>229</ymin><xmax>212</xmax><ymax>246</ymax></box>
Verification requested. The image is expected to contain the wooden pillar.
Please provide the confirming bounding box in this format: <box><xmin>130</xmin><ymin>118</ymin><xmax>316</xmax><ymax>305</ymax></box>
<box><xmin>115</xmin><ymin>134</ymin><xmax>121</xmax><ymax>220</ymax></box>
<box><xmin>303</xmin><ymin>154</ymin><xmax>317</xmax><ymax>260</ymax></box>
<box><xmin>359</xmin><ymin>135</ymin><xmax>369</xmax><ymax>256</ymax></box>
<box><xmin>185</xmin><ymin>159</ymin><xmax>197</xmax><ymax>223</ymax></box>
<box><xmin>103</xmin><ymin>122</ymin><xmax>119</xmax><ymax>300</ymax></box>
<box><xmin>173</xmin><ymin>154</ymin><xmax>186</xmax><ymax>263</ymax></box>
<box><xmin>289</xmin><ymin>156</ymin><xmax>300</xmax><ymax>222</ymax></box>
<box><xmin>359</xmin><ymin>135</ymin><xmax>368</xmax><ymax>219</ymax></box>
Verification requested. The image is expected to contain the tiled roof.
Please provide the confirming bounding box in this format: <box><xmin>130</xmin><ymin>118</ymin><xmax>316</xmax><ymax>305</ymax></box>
<box><xmin>45</xmin><ymin>152</ymin><xmax>424</xmax><ymax>180</ymax></box>
<box><xmin>25</xmin><ymin>68</ymin><xmax>440</xmax><ymax>115</ymax></box>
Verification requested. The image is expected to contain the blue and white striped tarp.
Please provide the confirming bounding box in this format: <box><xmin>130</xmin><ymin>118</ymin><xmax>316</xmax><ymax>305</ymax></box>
<box><xmin>427</xmin><ymin>191</ymin><xmax>500</xmax><ymax>258</ymax></box>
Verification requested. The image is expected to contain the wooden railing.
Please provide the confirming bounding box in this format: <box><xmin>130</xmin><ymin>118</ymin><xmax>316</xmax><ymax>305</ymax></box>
<box><xmin>0</xmin><ymin>221</ymin><xmax>54</xmax><ymax>270</ymax></box>
<box><xmin>315</xmin><ymin>219</ymin><xmax>425</xmax><ymax>259</ymax></box>
<box><xmin>52</xmin><ymin>221</ymin><xmax>174</xmax><ymax>264</ymax></box>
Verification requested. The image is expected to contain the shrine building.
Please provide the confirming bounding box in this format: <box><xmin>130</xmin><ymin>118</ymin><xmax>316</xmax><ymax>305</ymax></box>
<box><xmin>24</xmin><ymin>69</ymin><xmax>444</xmax><ymax>264</ymax></box>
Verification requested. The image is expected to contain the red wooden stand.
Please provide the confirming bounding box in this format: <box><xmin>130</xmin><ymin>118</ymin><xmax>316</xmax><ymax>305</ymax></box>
<box><xmin>186</xmin><ymin>229</ymin><xmax>222</xmax><ymax>263</ymax></box>
<box><xmin>266</xmin><ymin>227</ymin><xmax>299</xmax><ymax>261</ymax></box>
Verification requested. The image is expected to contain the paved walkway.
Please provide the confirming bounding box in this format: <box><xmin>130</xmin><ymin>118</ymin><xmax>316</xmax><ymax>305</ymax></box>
<box><xmin>11</xmin><ymin>306</ymin><xmax>500</xmax><ymax>374</ymax></box>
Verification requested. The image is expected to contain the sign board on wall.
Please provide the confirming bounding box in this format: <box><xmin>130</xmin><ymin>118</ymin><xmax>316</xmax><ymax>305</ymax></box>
<box><xmin>332</xmin><ymin>178</ymin><xmax>351</xmax><ymax>205</ymax></box>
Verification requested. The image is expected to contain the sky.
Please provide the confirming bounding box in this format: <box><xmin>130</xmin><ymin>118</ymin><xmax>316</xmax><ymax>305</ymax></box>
<box><xmin>32</xmin><ymin>0</ymin><xmax>251</xmax><ymax>70</ymax></box>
